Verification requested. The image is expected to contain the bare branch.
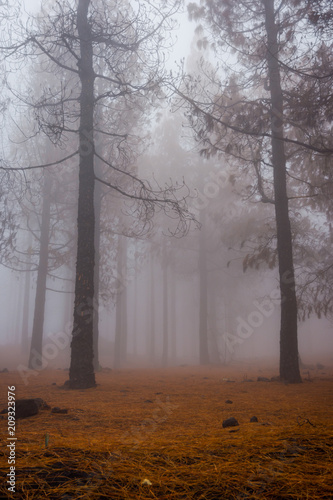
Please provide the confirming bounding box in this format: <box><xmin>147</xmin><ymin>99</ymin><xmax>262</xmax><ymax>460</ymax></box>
<box><xmin>0</xmin><ymin>151</ymin><xmax>78</xmax><ymax>171</ymax></box>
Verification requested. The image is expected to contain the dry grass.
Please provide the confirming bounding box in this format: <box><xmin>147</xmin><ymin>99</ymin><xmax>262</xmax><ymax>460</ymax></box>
<box><xmin>0</xmin><ymin>363</ymin><xmax>333</xmax><ymax>499</ymax></box>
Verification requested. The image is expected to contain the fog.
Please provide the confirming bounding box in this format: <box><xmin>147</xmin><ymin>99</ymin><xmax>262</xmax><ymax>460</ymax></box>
<box><xmin>1</xmin><ymin>237</ymin><xmax>332</xmax><ymax>374</ymax></box>
<box><xmin>0</xmin><ymin>0</ymin><xmax>332</xmax><ymax>383</ymax></box>
<box><xmin>1</xmin><ymin>127</ymin><xmax>332</xmax><ymax>373</ymax></box>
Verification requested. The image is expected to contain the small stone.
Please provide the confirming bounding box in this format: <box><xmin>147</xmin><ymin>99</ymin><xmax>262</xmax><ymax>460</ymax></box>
<box><xmin>257</xmin><ymin>376</ymin><xmax>270</xmax><ymax>382</ymax></box>
<box><xmin>222</xmin><ymin>417</ymin><xmax>239</xmax><ymax>428</ymax></box>
<box><xmin>2</xmin><ymin>368</ymin><xmax>9</xmax><ymax>373</ymax></box>
<box><xmin>250</xmin><ymin>416</ymin><xmax>258</xmax><ymax>422</ymax></box>
<box><xmin>51</xmin><ymin>407</ymin><xmax>68</xmax><ymax>414</ymax></box>
<box><xmin>52</xmin><ymin>382</ymin><xmax>57</xmax><ymax>386</ymax></box>
<box><xmin>225</xmin><ymin>400</ymin><xmax>233</xmax><ymax>404</ymax></box>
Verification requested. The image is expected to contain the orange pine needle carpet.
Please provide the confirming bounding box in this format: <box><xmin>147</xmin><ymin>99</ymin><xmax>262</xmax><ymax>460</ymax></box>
<box><xmin>1</xmin><ymin>363</ymin><xmax>332</xmax><ymax>499</ymax></box>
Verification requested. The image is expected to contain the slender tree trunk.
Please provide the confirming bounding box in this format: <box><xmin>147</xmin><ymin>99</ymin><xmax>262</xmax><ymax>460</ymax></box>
<box><xmin>199</xmin><ymin>209</ymin><xmax>210</xmax><ymax>364</ymax></box>
<box><xmin>21</xmin><ymin>265</ymin><xmax>31</xmax><ymax>353</ymax></box>
<box><xmin>21</xmin><ymin>233</ymin><xmax>33</xmax><ymax>353</ymax></box>
<box><xmin>69</xmin><ymin>0</ymin><xmax>96</xmax><ymax>388</ymax></box>
<box><xmin>148</xmin><ymin>252</ymin><xmax>155</xmax><ymax>361</ymax></box>
<box><xmin>120</xmin><ymin>236</ymin><xmax>128</xmax><ymax>364</ymax></box>
<box><xmin>114</xmin><ymin>235</ymin><xmax>127</xmax><ymax>368</ymax></box>
<box><xmin>114</xmin><ymin>236</ymin><xmax>122</xmax><ymax>369</ymax></box>
<box><xmin>93</xmin><ymin>167</ymin><xmax>102</xmax><ymax>371</ymax></box>
<box><xmin>162</xmin><ymin>244</ymin><xmax>168</xmax><ymax>367</ymax></box>
<box><xmin>132</xmin><ymin>244</ymin><xmax>138</xmax><ymax>357</ymax></box>
<box><xmin>15</xmin><ymin>274</ymin><xmax>24</xmax><ymax>343</ymax></box>
<box><xmin>209</xmin><ymin>295</ymin><xmax>221</xmax><ymax>364</ymax></box>
<box><xmin>170</xmin><ymin>270</ymin><xmax>177</xmax><ymax>363</ymax></box>
<box><xmin>264</xmin><ymin>0</ymin><xmax>301</xmax><ymax>383</ymax></box>
<box><xmin>28</xmin><ymin>172</ymin><xmax>51</xmax><ymax>369</ymax></box>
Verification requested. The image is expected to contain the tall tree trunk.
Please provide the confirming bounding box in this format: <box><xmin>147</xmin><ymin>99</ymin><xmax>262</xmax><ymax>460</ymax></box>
<box><xmin>170</xmin><ymin>270</ymin><xmax>177</xmax><ymax>363</ymax></box>
<box><xmin>114</xmin><ymin>235</ymin><xmax>127</xmax><ymax>368</ymax></box>
<box><xmin>28</xmin><ymin>172</ymin><xmax>51</xmax><ymax>369</ymax></box>
<box><xmin>199</xmin><ymin>209</ymin><xmax>210</xmax><ymax>364</ymax></box>
<box><xmin>69</xmin><ymin>0</ymin><xmax>96</xmax><ymax>388</ymax></box>
<box><xmin>120</xmin><ymin>236</ymin><xmax>128</xmax><ymax>364</ymax></box>
<box><xmin>148</xmin><ymin>252</ymin><xmax>155</xmax><ymax>361</ymax></box>
<box><xmin>209</xmin><ymin>295</ymin><xmax>221</xmax><ymax>364</ymax></box>
<box><xmin>15</xmin><ymin>274</ymin><xmax>24</xmax><ymax>343</ymax></box>
<box><xmin>93</xmin><ymin>166</ymin><xmax>102</xmax><ymax>371</ymax></box>
<box><xmin>162</xmin><ymin>243</ymin><xmax>169</xmax><ymax>366</ymax></box>
<box><xmin>132</xmin><ymin>243</ymin><xmax>138</xmax><ymax>357</ymax></box>
<box><xmin>264</xmin><ymin>0</ymin><xmax>301</xmax><ymax>383</ymax></box>
<box><xmin>21</xmin><ymin>235</ymin><xmax>32</xmax><ymax>353</ymax></box>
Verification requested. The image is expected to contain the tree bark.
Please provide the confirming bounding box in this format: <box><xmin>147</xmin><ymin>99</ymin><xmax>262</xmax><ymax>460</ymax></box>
<box><xmin>263</xmin><ymin>0</ymin><xmax>301</xmax><ymax>383</ymax></box>
<box><xmin>148</xmin><ymin>252</ymin><xmax>155</xmax><ymax>361</ymax></box>
<box><xmin>170</xmin><ymin>269</ymin><xmax>177</xmax><ymax>363</ymax></box>
<box><xmin>162</xmin><ymin>243</ymin><xmax>169</xmax><ymax>367</ymax></box>
<box><xmin>69</xmin><ymin>0</ymin><xmax>96</xmax><ymax>388</ymax></box>
<box><xmin>28</xmin><ymin>172</ymin><xmax>51</xmax><ymax>369</ymax></box>
<box><xmin>132</xmin><ymin>243</ymin><xmax>138</xmax><ymax>357</ymax></box>
<box><xmin>21</xmin><ymin>233</ymin><xmax>32</xmax><ymax>354</ymax></box>
<box><xmin>199</xmin><ymin>208</ymin><xmax>210</xmax><ymax>364</ymax></box>
<box><xmin>120</xmin><ymin>236</ymin><xmax>128</xmax><ymax>365</ymax></box>
<box><xmin>114</xmin><ymin>234</ymin><xmax>127</xmax><ymax>369</ymax></box>
<box><xmin>209</xmin><ymin>295</ymin><xmax>221</xmax><ymax>364</ymax></box>
<box><xmin>93</xmin><ymin>165</ymin><xmax>102</xmax><ymax>371</ymax></box>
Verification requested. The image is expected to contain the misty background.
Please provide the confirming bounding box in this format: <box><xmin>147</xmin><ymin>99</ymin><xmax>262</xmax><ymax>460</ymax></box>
<box><xmin>0</xmin><ymin>0</ymin><xmax>332</xmax><ymax>374</ymax></box>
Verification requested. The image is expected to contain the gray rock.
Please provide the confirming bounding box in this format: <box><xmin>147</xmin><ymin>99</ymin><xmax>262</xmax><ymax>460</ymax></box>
<box><xmin>222</xmin><ymin>417</ymin><xmax>239</xmax><ymax>428</ymax></box>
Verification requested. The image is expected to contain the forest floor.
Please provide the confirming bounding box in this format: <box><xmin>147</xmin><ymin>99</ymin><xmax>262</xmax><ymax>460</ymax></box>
<box><xmin>0</xmin><ymin>363</ymin><xmax>333</xmax><ymax>499</ymax></box>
